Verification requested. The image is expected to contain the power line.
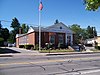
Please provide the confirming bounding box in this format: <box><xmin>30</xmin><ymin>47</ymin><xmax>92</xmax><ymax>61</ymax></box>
<box><xmin>0</xmin><ymin>20</ymin><xmax>39</xmax><ymax>26</ymax></box>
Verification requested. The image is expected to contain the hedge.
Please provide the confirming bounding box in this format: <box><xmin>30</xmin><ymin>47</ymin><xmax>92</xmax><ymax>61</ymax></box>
<box><xmin>24</xmin><ymin>44</ymin><xmax>34</xmax><ymax>49</ymax></box>
<box><xmin>95</xmin><ymin>46</ymin><xmax>100</xmax><ymax>50</ymax></box>
<box><xmin>19</xmin><ymin>44</ymin><xmax>34</xmax><ymax>49</ymax></box>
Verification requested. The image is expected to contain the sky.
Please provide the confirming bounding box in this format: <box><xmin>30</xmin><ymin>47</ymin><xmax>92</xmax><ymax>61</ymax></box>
<box><xmin>0</xmin><ymin>0</ymin><xmax>100</xmax><ymax>35</ymax></box>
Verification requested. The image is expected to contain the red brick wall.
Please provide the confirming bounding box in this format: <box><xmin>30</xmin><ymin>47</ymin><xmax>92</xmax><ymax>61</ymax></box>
<box><xmin>16</xmin><ymin>38</ymin><xmax>19</xmax><ymax>47</ymax></box>
<box><xmin>35</xmin><ymin>32</ymin><xmax>49</xmax><ymax>47</ymax></box>
<box><xmin>48</xmin><ymin>32</ymin><xmax>65</xmax><ymax>47</ymax></box>
<box><xmin>16</xmin><ymin>32</ymin><xmax>66</xmax><ymax>48</ymax></box>
<box><xmin>27</xmin><ymin>32</ymin><xmax>35</xmax><ymax>45</ymax></box>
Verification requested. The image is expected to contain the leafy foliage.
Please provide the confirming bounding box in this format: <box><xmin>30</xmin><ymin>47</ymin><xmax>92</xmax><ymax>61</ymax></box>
<box><xmin>9</xmin><ymin>17</ymin><xmax>21</xmax><ymax>43</ymax></box>
<box><xmin>87</xmin><ymin>26</ymin><xmax>97</xmax><ymax>38</ymax></box>
<box><xmin>21</xmin><ymin>24</ymin><xmax>29</xmax><ymax>33</ymax></box>
<box><xmin>84</xmin><ymin>0</ymin><xmax>100</xmax><ymax>11</ymax></box>
<box><xmin>69</xmin><ymin>24</ymin><xmax>84</xmax><ymax>43</ymax></box>
<box><xmin>1</xmin><ymin>28</ymin><xmax>9</xmax><ymax>41</ymax></box>
<box><xmin>0</xmin><ymin>21</ymin><xmax>9</xmax><ymax>46</ymax></box>
<box><xmin>0</xmin><ymin>38</ymin><xmax>4</xmax><ymax>46</ymax></box>
<box><xmin>69</xmin><ymin>24</ymin><xmax>97</xmax><ymax>44</ymax></box>
<box><xmin>0</xmin><ymin>21</ymin><xmax>2</xmax><ymax>29</ymax></box>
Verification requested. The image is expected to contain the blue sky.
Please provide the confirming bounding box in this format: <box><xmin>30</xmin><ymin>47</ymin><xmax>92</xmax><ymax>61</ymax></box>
<box><xmin>0</xmin><ymin>0</ymin><xmax>100</xmax><ymax>35</ymax></box>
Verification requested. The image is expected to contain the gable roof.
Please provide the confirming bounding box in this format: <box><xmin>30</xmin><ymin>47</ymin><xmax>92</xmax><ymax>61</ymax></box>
<box><xmin>27</xmin><ymin>22</ymin><xmax>74</xmax><ymax>34</ymax></box>
<box><xmin>27</xmin><ymin>26</ymin><xmax>48</xmax><ymax>33</ymax></box>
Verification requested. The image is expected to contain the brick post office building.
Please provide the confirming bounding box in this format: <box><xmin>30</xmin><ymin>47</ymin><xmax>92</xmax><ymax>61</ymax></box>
<box><xmin>16</xmin><ymin>22</ymin><xmax>74</xmax><ymax>48</ymax></box>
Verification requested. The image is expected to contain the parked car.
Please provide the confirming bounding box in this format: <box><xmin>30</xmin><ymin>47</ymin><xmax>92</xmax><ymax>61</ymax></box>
<box><xmin>8</xmin><ymin>43</ymin><xmax>12</xmax><ymax>47</ymax></box>
<box><xmin>8</xmin><ymin>43</ymin><xmax>16</xmax><ymax>47</ymax></box>
<box><xmin>12</xmin><ymin>43</ymin><xmax>16</xmax><ymax>47</ymax></box>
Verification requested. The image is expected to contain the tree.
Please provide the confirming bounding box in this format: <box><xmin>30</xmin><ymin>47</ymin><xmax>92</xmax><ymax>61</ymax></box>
<box><xmin>11</xmin><ymin>17</ymin><xmax>21</xmax><ymax>33</ymax></box>
<box><xmin>10</xmin><ymin>17</ymin><xmax>21</xmax><ymax>43</ymax></box>
<box><xmin>21</xmin><ymin>24</ymin><xmax>29</xmax><ymax>33</ymax></box>
<box><xmin>0</xmin><ymin>21</ymin><xmax>2</xmax><ymax>29</ymax></box>
<box><xmin>84</xmin><ymin>0</ymin><xmax>100</xmax><ymax>11</ymax></box>
<box><xmin>69</xmin><ymin>24</ymin><xmax>83</xmax><ymax>44</ymax></box>
<box><xmin>0</xmin><ymin>22</ymin><xmax>9</xmax><ymax>46</ymax></box>
<box><xmin>8</xmin><ymin>31</ymin><xmax>15</xmax><ymax>43</ymax></box>
<box><xmin>86</xmin><ymin>26</ymin><xmax>97</xmax><ymax>38</ymax></box>
<box><xmin>93</xmin><ymin>27</ymin><xmax>97</xmax><ymax>37</ymax></box>
<box><xmin>1</xmin><ymin>28</ymin><xmax>9</xmax><ymax>41</ymax></box>
<box><xmin>0</xmin><ymin>21</ymin><xmax>2</xmax><ymax>37</ymax></box>
<box><xmin>0</xmin><ymin>37</ymin><xmax>4</xmax><ymax>46</ymax></box>
<box><xmin>69</xmin><ymin>24</ymin><xmax>95</xmax><ymax>44</ymax></box>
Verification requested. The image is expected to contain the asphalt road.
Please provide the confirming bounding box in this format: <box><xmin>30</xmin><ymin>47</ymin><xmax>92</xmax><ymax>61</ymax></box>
<box><xmin>0</xmin><ymin>53</ymin><xmax>100</xmax><ymax>75</ymax></box>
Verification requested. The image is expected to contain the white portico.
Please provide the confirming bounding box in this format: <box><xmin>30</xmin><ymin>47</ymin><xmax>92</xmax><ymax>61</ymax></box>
<box><xmin>45</xmin><ymin>22</ymin><xmax>74</xmax><ymax>46</ymax></box>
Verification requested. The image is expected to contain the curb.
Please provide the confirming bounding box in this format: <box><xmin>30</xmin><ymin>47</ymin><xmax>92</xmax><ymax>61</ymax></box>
<box><xmin>0</xmin><ymin>52</ymin><xmax>100</xmax><ymax>57</ymax></box>
<box><xmin>46</xmin><ymin>52</ymin><xmax>100</xmax><ymax>56</ymax></box>
<box><xmin>0</xmin><ymin>54</ymin><xmax>13</xmax><ymax>57</ymax></box>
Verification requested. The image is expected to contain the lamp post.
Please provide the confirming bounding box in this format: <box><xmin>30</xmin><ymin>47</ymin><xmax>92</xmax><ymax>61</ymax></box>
<box><xmin>93</xmin><ymin>27</ymin><xmax>95</xmax><ymax>47</ymax></box>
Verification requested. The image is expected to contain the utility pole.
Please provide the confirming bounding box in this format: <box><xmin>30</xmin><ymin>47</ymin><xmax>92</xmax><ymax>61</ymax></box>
<box><xmin>92</xmin><ymin>27</ymin><xmax>95</xmax><ymax>47</ymax></box>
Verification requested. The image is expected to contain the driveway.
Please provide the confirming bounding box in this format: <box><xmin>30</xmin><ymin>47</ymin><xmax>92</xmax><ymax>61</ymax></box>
<box><xmin>0</xmin><ymin>47</ymin><xmax>42</xmax><ymax>56</ymax></box>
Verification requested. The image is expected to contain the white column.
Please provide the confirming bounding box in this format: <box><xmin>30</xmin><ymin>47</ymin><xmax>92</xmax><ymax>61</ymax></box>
<box><xmin>66</xmin><ymin>34</ymin><xmax>67</xmax><ymax>45</ymax></box>
<box><xmin>71</xmin><ymin>34</ymin><xmax>73</xmax><ymax>45</ymax></box>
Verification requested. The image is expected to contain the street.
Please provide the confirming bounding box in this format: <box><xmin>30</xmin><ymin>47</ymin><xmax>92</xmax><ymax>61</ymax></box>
<box><xmin>1</xmin><ymin>52</ymin><xmax>100</xmax><ymax>75</ymax></box>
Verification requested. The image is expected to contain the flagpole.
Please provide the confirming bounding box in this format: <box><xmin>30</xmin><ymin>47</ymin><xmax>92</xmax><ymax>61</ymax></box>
<box><xmin>39</xmin><ymin>0</ymin><xmax>41</xmax><ymax>51</ymax></box>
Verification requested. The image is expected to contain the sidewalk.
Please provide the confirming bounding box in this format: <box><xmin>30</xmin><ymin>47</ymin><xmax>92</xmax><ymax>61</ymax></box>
<box><xmin>0</xmin><ymin>47</ymin><xmax>100</xmax><ymax>57</ymax></box>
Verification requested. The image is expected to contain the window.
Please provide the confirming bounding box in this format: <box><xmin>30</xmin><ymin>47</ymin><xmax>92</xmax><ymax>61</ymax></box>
<box><xmin>60</xmin><ymin>26</ymin><xmax>62</xmax><ymax>29</ymax></box>
<box><xmin>67</xmin><ymin>36</ymin><xmax>71</xmax><ymax>45</ymax></box>
<box><xmin>50</xmin><ymin>35</ymin><xmax>55</xmax><ymax>44</ymax></box>
<box><xmin>58</xmin><ymin>34</ymin><xmax>64</xmax><ymax>44</ymax></box>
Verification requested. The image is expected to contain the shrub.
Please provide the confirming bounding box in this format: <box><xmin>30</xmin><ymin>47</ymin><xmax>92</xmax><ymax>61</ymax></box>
<box><xmin>85</xmin><ymin>44</ymin><xmax>93</xmax><ymax>47</ymax></box>
<box><xmin>95</xmin><ymin>46</ymin><xmax>100</xmax><ymax>50</ymax></box>
<box><xmin>19</xmin><ymin>45</ymin><xmax>24</xmax><ymax>48</ymax></box>
<box><xmin>24</xmin><ymin>44</ymin><xmax>34</xmax><ymax>49</ymax></box>
<box><xmin>58</xmin><ymin>43</ymin><xmax>64</xmax><ymax>49</ymax></box>
<box><xmin>45</xmin><ymin>43</ymin><xmax>53</xmax><ymax>50</ymax></box>
<box><xmin>34</xmin><ymin>44</ymin><xmax>39</xmax><ymax>50</ymax></box>
<box><xmin>0</xmin><ymin>38</ymin><xmax>4</xmax><ymax>46</ymax></box>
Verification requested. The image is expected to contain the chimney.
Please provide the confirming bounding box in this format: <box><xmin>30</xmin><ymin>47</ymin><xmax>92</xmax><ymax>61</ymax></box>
<box><xmin>19</xmin><ymin>28</ymin><xmax>22</xmax><ymax>34</ymax></box>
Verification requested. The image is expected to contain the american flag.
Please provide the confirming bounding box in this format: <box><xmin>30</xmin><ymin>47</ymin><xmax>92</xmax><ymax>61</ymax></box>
<box><xmin>39</xmin><ymin>2</ymin><xmax>43</xmax><ymax>11</ymax></box>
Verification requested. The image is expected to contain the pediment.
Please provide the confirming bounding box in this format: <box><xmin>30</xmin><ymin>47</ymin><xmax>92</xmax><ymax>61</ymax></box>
<box><xmin>27</xmin><ymin>26</ymin><xmax>34</xmax><ymax>33</ymax></box>
<box><xmin>46</xmin><ymin>22</ymin><xmax>73</xmax><ymax>33</ymax></box>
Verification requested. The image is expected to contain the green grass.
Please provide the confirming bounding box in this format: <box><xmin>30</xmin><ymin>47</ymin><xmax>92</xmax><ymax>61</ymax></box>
<box><xmin>39</xmin><ymin>49</ymin><xmax>75</xmax><ymax>53</ymax></box>
<box><xmin>91</xmin><ymin>49</ymin><xmax>100</xmax><ymax>52</ymax></box>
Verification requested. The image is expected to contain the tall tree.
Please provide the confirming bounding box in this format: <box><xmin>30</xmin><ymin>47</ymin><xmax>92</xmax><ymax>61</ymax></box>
<box><xmin>87</xmin><ymin>26</ymin><xmax>93</xmax><ymax>38</ymax></box>
<box><xmin>10</xmin><ymin>17</ymin><xmax>21</xmax><ymax>43</ymax></box>
<box><xmin>86</xmin><ymin>26</ymin><xmax>97</xmax><ymax>38</ymax></box>
<box><xmin>93</xmin><ymin>27</ymin><xmax>97</xmax><ymax>37</ymax></box>
<box><xmin>0</xmin><ymin>21</ymin><xmax>2</xmax><ymax>37</ymax></box>
<box><xmin>84</xmin><ymin>0</ymin><xmax>100</xmax><ymax>11</ymax></box>
<box><xmin>1</xmin><ymin>28</ymin><xmax>9</xmax><ymax>41</ymax></box>
<box><xmin>8</xmin><ymin>30</ymin><xmax>15</xmax><ymax>43</ymax></box>
<box><xmin>0</xmin><ymin>22</ymin><xmax>9</xmax><ymax>46</ymax></box>
<box><xmin>11</xmin><ymin>17</ymin><xmax>20</xmax><ymax>34</ymax></box>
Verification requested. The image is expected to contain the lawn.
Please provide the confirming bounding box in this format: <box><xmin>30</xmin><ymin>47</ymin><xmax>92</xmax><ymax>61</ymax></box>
<box><xmin>39</xmin><ymin>49</ymin><xmax>75</xmax><ymax>53</ymax></box>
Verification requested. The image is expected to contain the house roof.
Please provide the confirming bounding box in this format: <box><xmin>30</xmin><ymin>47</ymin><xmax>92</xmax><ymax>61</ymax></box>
<box><xmin>16</xmin><ymin>22</ymin><xmax>74</xmax><ymax>38</ymax></box>
<box><xmin>28</xmin><ymin>22</ymin><xmax>74</xmax><ymax>33</ymax></box>
<box><xmin>45</xmin><ymin>22</ymin><xmax>74</xmax><ymax>33</ymax></box>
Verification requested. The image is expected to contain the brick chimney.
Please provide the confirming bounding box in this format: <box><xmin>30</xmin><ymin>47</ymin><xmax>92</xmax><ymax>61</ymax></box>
<box><xmin>19</xmin><ymin>28</ymin><xmax>22</xmax><ymax>34</ymax></box>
